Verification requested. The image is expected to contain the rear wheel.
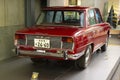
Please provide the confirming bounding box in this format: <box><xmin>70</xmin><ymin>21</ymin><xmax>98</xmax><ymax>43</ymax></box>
<box><xmin>75</xmin><ymin>45</ymin><xmax>92</xmax><ymax>69</ymax></box>
<box><xmin>101</xmin><ymin>36</ymin><xmax>109</xmax><ymax>52</ymax></box>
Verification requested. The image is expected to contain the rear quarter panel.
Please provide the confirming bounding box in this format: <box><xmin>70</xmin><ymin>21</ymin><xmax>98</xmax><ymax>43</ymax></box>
<box><xmin>73</xmin><ymin>28</ymin><xmax>94</xmax><ymax>54</ymax></box>
<box><xmin>73</xmin><ymin>22</ymin><xmax>110</xmax><ymax>54</ymax></box>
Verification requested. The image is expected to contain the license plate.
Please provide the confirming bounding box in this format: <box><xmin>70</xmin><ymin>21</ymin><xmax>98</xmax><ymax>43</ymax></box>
<box><xmin>34</xmin><ymin>39</ymin><xmax>50</xmax><ymax>48</ymax></box>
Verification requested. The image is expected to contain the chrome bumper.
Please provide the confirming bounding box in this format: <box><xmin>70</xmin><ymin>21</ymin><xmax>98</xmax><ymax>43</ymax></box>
<box><xmin>17</xmin><ymin>50</ymin><xmax>85</xmax><ymax>60</ymax></box>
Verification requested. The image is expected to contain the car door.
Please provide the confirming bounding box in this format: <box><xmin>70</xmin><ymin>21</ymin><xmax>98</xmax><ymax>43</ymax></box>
<box><xmin>94</xmin><ymin>8</ymin><xmax>108</xmax><ymax>44</ymax></box>
<box><xmin>87</xmin><ymin>9</ymin><xmax>104</xmax><ymax>51</ymax></box>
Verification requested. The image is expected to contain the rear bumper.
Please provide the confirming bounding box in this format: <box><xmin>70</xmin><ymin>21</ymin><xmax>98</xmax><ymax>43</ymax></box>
<box><xmin>16</xmin><ymin>49</ymin><xmax>85</xmax><ymax>60</ymax></box>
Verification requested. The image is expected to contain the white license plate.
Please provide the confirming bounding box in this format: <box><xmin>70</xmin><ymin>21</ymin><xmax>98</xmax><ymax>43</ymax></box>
<box><xmin>34</xmin><ymin>39</ymin><xmax>50</xmax><ymax>48</ymax></box>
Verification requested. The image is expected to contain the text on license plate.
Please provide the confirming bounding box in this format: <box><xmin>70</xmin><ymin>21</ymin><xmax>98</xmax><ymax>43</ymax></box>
<box><xmin>34</xmin><ymin>39</ymin><xmax>50</xmax><ymax>48</ymax></box>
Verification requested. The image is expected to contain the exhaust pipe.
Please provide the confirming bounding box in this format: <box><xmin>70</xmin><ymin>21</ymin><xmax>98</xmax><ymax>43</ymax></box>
<box><xmin>62</xmin><ymin>51</ymin><xmax>68</xmax><ymax>60</ymax></box>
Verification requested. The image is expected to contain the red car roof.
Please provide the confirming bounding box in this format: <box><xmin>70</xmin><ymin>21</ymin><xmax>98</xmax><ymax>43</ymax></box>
<box><xmin>43</xmin><ymin>6</ymin><xmax>89</xmax><ymax>11</ymax></box>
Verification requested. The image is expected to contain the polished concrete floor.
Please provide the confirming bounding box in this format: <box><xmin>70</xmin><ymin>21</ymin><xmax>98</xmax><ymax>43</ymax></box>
<box><xmin>109</xmin><ymin>34</ymin><xmax>120</xmax><ymax>45</ymax></box>
<box><xmin>0</xmin><ymin>35</ymin><xmax>120</xmax><ymax>80</ymax></box>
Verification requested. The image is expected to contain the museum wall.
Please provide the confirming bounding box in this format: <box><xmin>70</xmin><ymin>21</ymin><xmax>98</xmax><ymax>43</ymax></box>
<box><xmin>35</xmin><ymin>0</ymin><xmax>42</xmax><ymax>20</ymax></box>
<box><xmin>81</xmin><ymin>0</ymin><xmax>106</xmax><ymax>13</ymax></box>
<box><xmin>81</xmin><ymin>0</ymin><xmax>95</xmax><ymax>7</ymax></box>
<box><xmin>47</xmin><ymin>0</ymin><xmax>82</xmax><ymax>6</ymax></box>
<box><xmin>0</xmin><ymin>0</ymin><xmax>25</xmax><ymax>60</ymax></box>
<box><xmin>47</xmin><ymin>0</ymin><xmax>68</xmax><ymax>6</ymax></box>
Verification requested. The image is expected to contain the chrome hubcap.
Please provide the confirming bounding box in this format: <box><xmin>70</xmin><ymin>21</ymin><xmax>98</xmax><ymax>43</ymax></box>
<box><xmin>85</xmin><ymin>46</ymin><xmax>91</xmax><ymax>66</ymax></box>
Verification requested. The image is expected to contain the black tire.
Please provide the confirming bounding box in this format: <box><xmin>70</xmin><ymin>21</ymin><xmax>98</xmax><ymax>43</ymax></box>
<box><xmin>101</xmin><ymin>36</ymin><xmax>109</xmax><ymax>52</ymax></box>
<box><xmin>75</xmin><ymin>45</ymin><xmax>92</xmax><ymax>69</ymax></box>
<box><xmin>31</xmin><ymin>58</ymin><xmax>41</xmax><ymax>63</ymax></box>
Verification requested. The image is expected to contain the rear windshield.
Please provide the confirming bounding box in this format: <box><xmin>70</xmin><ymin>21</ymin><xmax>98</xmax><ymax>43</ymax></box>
<box><xmin>36</xmin><ymin>10</ymin><xmax>85</xmax><ymax>27</ymax></box>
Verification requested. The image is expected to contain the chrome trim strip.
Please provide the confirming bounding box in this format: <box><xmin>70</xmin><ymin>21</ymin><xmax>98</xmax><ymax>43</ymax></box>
<box><xmin>18</xmin><ymin>50</ymin><xmax>85</xmax><ymax>60</ymax></box>
<box><xmin>25</xmin><ymin>35</ymin><xmax>27</xmax><ymax>45</ymax></box>
<box><xmin>68</xmin><ymin>51</ymin><xmax>85</xmax><ymax>60</ymax></box>
<box><xmin>61</xmin><ymin>41</ymin><xmax>63</xmax><ymax>49</ymax></box>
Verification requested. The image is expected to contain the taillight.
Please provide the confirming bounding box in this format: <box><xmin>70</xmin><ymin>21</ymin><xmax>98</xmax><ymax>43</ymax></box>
<box><xmin>62</xmin><ymin>37</ymin><xmax>73</xmax><ymax>43</ymax></box>
<box><xmin>15</xmin><ymin>34</ymin><xmax>26</xmax><ymax>46</ymax></box>
<box><xmin>62</xmin><ymin>37</ymin><xmax>74</xmax><ymax>50</ymax></box>
<box><xmin>15</xmin><ymin>34</ymin><xmax>25</xmax><ymax>40</ymax></box>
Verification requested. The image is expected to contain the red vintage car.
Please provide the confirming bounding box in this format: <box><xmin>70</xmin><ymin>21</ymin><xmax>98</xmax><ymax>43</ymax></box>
<box><xmin>15</xmin><ymin>6</ymin><xmax>110</xmax><ymax>69</ymax></box>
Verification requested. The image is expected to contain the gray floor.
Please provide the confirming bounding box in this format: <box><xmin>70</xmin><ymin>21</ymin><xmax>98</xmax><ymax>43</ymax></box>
<box><xmin>0</xmin><ymin>35</ymin><xmax>120</xmax><ymax>80</ymax></box>
<box><xmin>111</xmin><ymin>63</ymin><xmax>120</xmax><ymax>80</ymax></box>
<box><xmin>109</xmin><ymin>34</ymin><xmax>120</xmax><ymax>45</ymax></box>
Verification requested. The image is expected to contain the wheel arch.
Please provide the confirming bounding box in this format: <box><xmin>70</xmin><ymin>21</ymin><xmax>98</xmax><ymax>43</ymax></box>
<box><xmin>90</xmin><ymin>43</ymin><xmax>94</xmax><ymax>53</ymax></box>
<box><xmin>85</xmin><ymin>43</ymin><xmax>94</xmax><ymax>54</ymax></box>
<box><xmin>107</xmin><ymin>30</ymin><xmax>110</xmax><ymax>37</ymax></box>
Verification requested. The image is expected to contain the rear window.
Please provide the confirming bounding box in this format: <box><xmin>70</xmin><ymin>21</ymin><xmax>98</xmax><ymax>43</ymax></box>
<box><xmin>36</xmin><ymin>10</ymin><xmax>85</xmax><ymax>27</ymax></box>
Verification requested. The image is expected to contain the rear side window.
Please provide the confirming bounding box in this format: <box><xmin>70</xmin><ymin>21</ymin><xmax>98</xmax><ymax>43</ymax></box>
<box><xmin>94</xmin><ymin>9</ymin><xmax>103</xmax><ymax>23</ymax></box>
<box><xmin>45</xmin><ymin>11</ymin><xmax>54</xmax><ymax>23</ymax></box>
<box><xmin>88</xmin><ymin>9</ymin><xmax>96</xmax><ymax>25</ymax></box>
<box><xmin>54</xmin><ymin>11</ymin><xmax>63</xmax><ymax>23</ymax></box>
